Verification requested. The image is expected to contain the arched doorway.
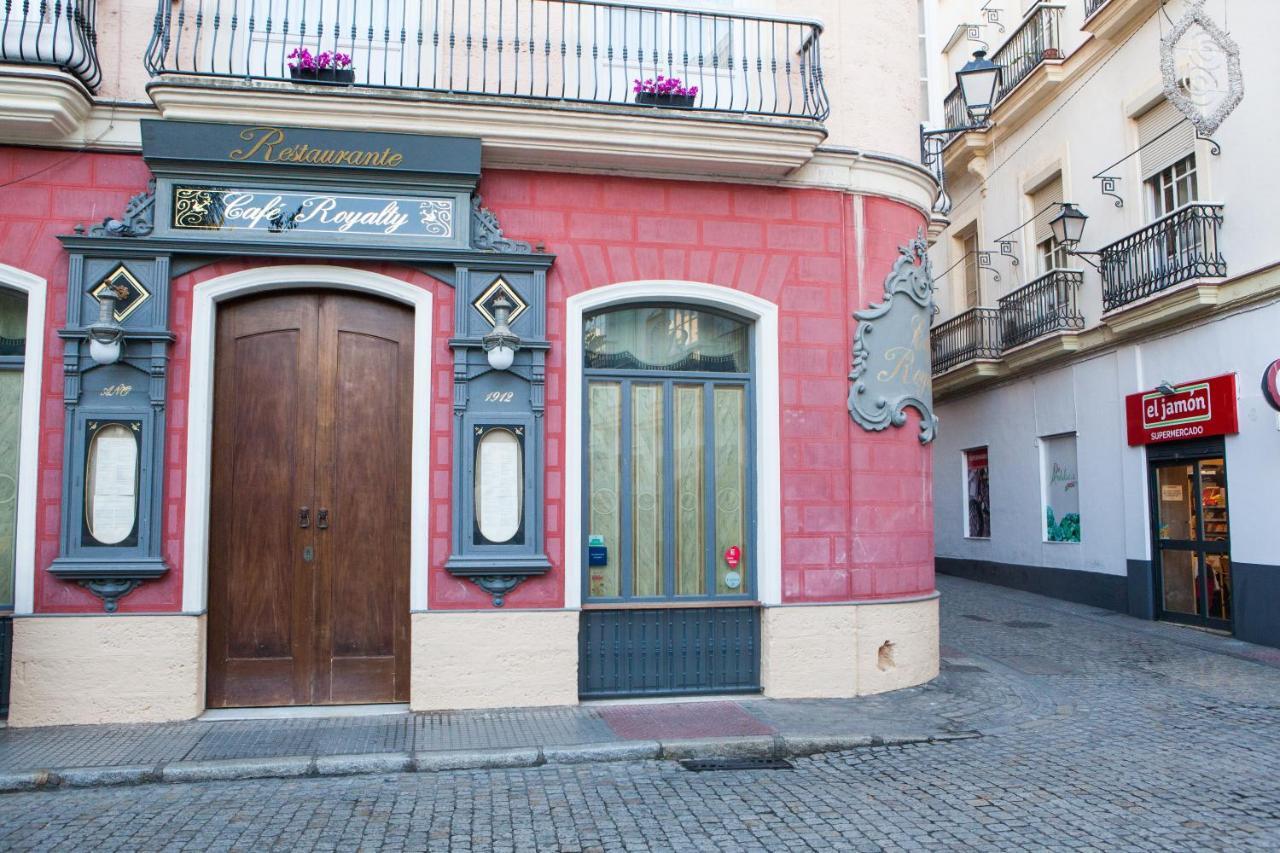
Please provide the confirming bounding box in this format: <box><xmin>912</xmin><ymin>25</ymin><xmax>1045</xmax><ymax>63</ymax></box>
<box><xmin>578</xmin><ymin>303</ymin><xmax>760</xmax><ymax>697</ymax></box>
<box><xmin>205</xmin><ymin>289</ymin><xmax>414</xmax><ymax>707</ymax></box>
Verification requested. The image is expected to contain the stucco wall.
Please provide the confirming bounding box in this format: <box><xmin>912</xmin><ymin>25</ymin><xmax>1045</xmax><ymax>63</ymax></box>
<box><xmin>761</xmin><ymin>597</ymin><xmax>940</xmax><ymax>698</ymax></box>
<box><xmin>410</xmin><ymin>610</ymin><xmax>579</xmax><ymax>711</ymax></box>
<box><xmin>934</xmin><ymin>295</ymin><xmax>1280</xmax><ymax>573</ymax></box>
<box><xmin>0</xmin><ymin>151</ymin><xmax>936</xmax><ymax>614</ymax></box>
<box><xmin>8</xmin><ymin>615</ymin><xmax>205</xmax><ymax>726</ymax></box>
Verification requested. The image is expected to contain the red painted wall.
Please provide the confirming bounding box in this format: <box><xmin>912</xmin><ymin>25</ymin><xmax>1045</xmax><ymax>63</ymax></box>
<box><xmin>0</xmin><ymin>147</ymin><xmax>934</xmax><ymax>614</ymax></box>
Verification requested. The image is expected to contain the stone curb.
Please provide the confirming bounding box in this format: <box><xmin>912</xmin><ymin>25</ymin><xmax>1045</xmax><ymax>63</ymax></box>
<box><xmin>0</xmin><ymin>731</ymin><xmax>982</xmax><ymax>794</ymax></box>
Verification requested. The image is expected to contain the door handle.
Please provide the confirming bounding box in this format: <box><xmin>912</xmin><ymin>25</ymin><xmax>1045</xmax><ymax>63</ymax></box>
<box><xmin>317</xmin><ymin>508</ymin><xmax>329</xmax><ymax>530</ymax></box>
<box><xmin>298</xmin><ymin>507</ymin><xmax>310</xmax><ymax>529</ymax></box>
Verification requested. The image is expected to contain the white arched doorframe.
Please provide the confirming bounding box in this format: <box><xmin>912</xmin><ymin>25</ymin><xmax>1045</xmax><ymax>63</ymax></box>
<box><xmin>563</xmin><ymin>281</ymin><xmax>782</xmax><ymax>609</ymax></box>
<box><xmin>0</xmin><ymin>263</ymin><xmax>47</xmax><ymax>616</ymax></box>
<box><xmin>181</xmin><ymin>265</ymin><xmax>433</xmax><ymax>613</ymax></box>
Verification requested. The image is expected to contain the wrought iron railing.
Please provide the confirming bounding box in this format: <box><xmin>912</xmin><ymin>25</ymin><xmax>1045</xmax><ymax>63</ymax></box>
<box><xmin>0</xmin><ymin>0</ymin><xmax>101</xmax><ymax>89</ymax></box>
<box><xmin>998</xmin><ymin>268</ymin><xmax>1084</xmax><ymax>349</ymax></box>
<box><xmin>931</xmin><ymin>307</ymin><xmax>1003</xmax><ymax>375</ymax></box>
<box><xmin>1100</xmin><ymin>203</ymin><xmax>1225</xmax><ymax>311</ymax></box>
<box><xmin>144</xmin><ymin>0</ymin><xmax>828</xmax><ymax>120</ymax></box>
<box><xmin>1084</xmin><ymin>0</ymin><xmax>1109</xmax><ymax>17</ymax></box>
<box><xmin>992</xmin><ymin>3</ymin><xmax>1064</xmax><ymax>101</ymax></box>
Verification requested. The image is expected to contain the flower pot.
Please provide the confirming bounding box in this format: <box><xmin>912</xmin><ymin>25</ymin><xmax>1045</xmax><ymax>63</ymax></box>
<box><xmin>1042</xmin><ymin>48</ymin><xmax>1062</xmax><ymax>60</ymax></box>
<box><xmin>634</xmin><ymin>92</ymin><xmax>696</xmax><ymax>108</ymax></box>
<box><xmin>289</xmin><ymin>67</ymin><xmax>355</xmax><ymax>85</ymax></box>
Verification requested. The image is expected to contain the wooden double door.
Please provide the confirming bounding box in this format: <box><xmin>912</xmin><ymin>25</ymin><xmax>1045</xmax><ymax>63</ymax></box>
<box><xmin>207</xmin><ymin>291</ymin><xmax>413</xmax><ymax>707</ymax></box>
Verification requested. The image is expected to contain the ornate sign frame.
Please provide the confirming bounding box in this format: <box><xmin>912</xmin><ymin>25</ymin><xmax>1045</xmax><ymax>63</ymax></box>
<box><xmin>847</xmin><ymin>229</ymin><xmax>938</xmax><ymax>445</ymax></box>
<box><xmin>1160</xmin><ymin>0</ymin><xmax>1244</xmax><ymax>137</ymax></box>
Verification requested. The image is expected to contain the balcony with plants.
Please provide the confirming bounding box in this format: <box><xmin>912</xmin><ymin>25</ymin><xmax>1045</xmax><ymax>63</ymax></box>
<box><xmin>139</xmin><ymin>0</ymin><xmax>830</xmax><ymax>177</ymax></box>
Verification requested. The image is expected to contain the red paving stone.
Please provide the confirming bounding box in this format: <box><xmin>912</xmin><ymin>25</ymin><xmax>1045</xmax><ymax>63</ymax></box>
<box><xmin>598</xmin><ymin>702</ymin><xmax>776</xmax><ymax>741</ymax></box>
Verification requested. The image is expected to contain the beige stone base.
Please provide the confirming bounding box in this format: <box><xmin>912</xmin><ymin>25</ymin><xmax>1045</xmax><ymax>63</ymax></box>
<box><xmin>8</xmin><ymin>615</ymin><xmax>206</xmax><ymax>727</ymax></box>
<box><xmin>410</xmin><ymin>610</ymin><xmax>578</xmax><ymax>712</ymax></box>
<box><xmin>761</xmin><ymin>597</ymin><xmax>939</xmax><ymax>699</ymax></box>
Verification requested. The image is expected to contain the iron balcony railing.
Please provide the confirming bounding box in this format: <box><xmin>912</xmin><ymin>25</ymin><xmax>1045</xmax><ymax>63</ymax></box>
<box><xmin>997</xmin><ymin>268</ymin><xmax>1084</xmax><ymax>349</ymax></box>
<box><xmin>0</xmin><ymin>0</ymin><xmax>101</xmax><ymax>89</ymax></box>
<box><xmin>938</xmin><ymin>3</ymin><xmax>1062</xmax><ymax>149</ymax></box>
<box><xmin>992</xmin><ymin>3</ymin><xmax>1063</xmax><ymax>101</ymax></box>
<box><xmin>1084</xmin><ymin>0</ymin><xmax>1109</xmax><ymax>17</ymax></box>
<box><xmin>931</xmin><ymin>307</ymin><xmax>1003</xmax><ymax>375</ymax></box>
<box><xmin>144</xmin><ymin>0</ymin><xmax>829</xmax><ymax>120</ymax></box>
<box><xmin>1100</xmin><ymin>203</ymin><xmax>1226</xmax><ymax>312</ymax></box>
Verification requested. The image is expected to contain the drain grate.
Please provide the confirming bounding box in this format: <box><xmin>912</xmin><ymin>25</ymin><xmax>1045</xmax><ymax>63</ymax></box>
<box><xmin>680</xmin><ymin>757</ymin><xmax>795</xmax><ymax>772</ymax></box>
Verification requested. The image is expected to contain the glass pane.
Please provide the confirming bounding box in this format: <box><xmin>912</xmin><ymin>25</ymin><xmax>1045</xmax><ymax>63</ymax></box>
<box><xmin>474</xmin><ymin>429</ymin><xmax>522</xmax><ymax>545</ymax></box>
<box><xmin>85</xmin><ymin>423</ymin><xmax>139</xmax><ymax>546</ymax></box>
<box><xmin>1155</xmin><ymin>464</ymin><xmax>1196</xmax><ymax>540</ymax></box>
<box><xmin>714</xmin><ymin>386</ymin><xmax>748</xmax><ymax>595</ymax></box>
<box><xmin>0</xmin><ymin>288</ymin><xmax>25</xmax><ymax>354</ymax></box>
<box><xmin>0</xmin><ymin>369</ymin><xmax>21</xmax><ymax>608</ymax></box>
<box><xmin>587</xmin><ymin>382</ymin><xmax>622</xmax><ymax>598</ymax></box>
<box><xmin>1042</xmin><ymin>434</ymin><xmax>1080</xmax><ymax>542</ymax></box>
<box><xmin>584</xmin><ymin>306</ymin><xmax>749</xmax><ymax>372</ymax></box>
<box><xmin>1161</xmin><ymin>550</ymin><xmax>1199</xmax><ymax>616</ymax></box>
<box><xmin>631</xmin><ymin>384</ymin><xmax>664</xmax><ymax>597</ymax></box>
<box><xmin>965</xmin><ymin>448</ymin><xmax>990</xmax><ymax>538</ymax></box>
<box><xmin>1199</xmin><ymin>458</ymin><xmax>1228</xmax><ymax>542</ymax></box>
<box><xmin>674</xmin><ymin>385</ymin><xmax>705</xmax><ymax>596</ymax></box>
<box><xmin>1205</xmin><ymin>554</ymin><xmax>1231</xmax><ymax>621</ymax></box>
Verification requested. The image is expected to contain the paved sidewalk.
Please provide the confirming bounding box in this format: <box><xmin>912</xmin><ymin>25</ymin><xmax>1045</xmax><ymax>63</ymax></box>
<box><xmin>2</xmin><ymin>573</ymin><xmax>1277</xmax><ymax>796</ymax></box>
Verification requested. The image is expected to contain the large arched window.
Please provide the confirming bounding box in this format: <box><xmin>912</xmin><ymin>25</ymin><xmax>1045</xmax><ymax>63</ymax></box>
<box><xmin>582</xmin><ymin>304</ymin><xmax>754</xmax><ymax>603</ymax></box>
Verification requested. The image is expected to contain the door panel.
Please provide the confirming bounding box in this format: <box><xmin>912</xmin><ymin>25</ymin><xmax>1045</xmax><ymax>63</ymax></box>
<box><xmin>208</xmin><ymin>291</ymin><xmax>411</xmax><ymax>708</ymax></box>
<box><xmin>1152</xmin><ymin>455</ymin><xmax>1232</xmax><ymax>630</ymax></box>
<box><xmin>315</xmin><ymin>295</ymin><xmax>413</xmax><ymax>704</ymax></box>
<box><xmin>209</xmin><ymin>294</ymin><xmax>318</xmax><ymax>708</ymax></box>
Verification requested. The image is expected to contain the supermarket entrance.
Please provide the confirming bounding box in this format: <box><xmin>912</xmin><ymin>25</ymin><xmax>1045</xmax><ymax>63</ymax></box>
<box><xmin>1147</xmin><ymin>438</ymin><xmax>1232</xmax><ymax>632</ymax></box>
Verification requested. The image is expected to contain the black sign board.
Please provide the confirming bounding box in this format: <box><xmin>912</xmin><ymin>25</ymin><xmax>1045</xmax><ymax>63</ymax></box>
<box><xmin>141</xmin><ymin>120</ymin><xmax>482</xmax><ymax>182</ymax></box>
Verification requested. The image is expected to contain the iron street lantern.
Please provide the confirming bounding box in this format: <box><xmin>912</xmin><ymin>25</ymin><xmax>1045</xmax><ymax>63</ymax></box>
<box><xmin>1050</xmin><ymin>202</ymin><xmax>1089</xmax><ymax>247</ymax></box>
<box><xmin>956</xmin><ymin>50</ymin><xmax>1002</xmax><ymax>124</ymax></box>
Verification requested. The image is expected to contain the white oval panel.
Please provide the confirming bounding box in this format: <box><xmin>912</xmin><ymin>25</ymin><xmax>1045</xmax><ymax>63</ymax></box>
<box><xmin>85</xmin><ymin>423</ymin><xmax>138</xmax><ymax>545</ymax></box>
<box><xmin>475</xmin><ymin>428</ymin><xmax>522</xmax><ymax>544</ymax></box>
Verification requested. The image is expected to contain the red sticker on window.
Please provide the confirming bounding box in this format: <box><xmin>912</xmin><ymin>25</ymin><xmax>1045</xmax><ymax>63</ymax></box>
<box><xmin>724</xmin><ymin>546</ymin><xmax>740</xmax><ymax>568</ymax></box>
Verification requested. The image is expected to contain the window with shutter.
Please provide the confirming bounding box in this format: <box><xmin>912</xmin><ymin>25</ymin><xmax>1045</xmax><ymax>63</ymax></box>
<box><xmin>1029</xmin><ymin>175</ymin><xmax>1068</xmax><ymax>272</ymax></box>
<box><xmin>1137</xmin><ymin>99</ymin><xmax>1196</xmax><ymax>181</ymax></box>
<box><xmin>962</xmin><ymin>231</ymin><xmax>981</xmax><ymax>309</ymax></box>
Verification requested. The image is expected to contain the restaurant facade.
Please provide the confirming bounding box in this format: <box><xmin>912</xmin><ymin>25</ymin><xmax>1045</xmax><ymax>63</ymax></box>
<box><xmin>0</xmin><ymin>0</ymin><xmax>944</xmax><ymax>724</ymax></box>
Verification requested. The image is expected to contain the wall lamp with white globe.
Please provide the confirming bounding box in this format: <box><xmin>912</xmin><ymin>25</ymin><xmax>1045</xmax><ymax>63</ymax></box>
<box><xmin>482</xmin><ymin>291</ymin><xmax>521</xmax><ymax>371</ymax></box>
<box><xmin>87</xmin><ymin>284</ymin><xmax>128</xmax><ymax>366</ymax></box>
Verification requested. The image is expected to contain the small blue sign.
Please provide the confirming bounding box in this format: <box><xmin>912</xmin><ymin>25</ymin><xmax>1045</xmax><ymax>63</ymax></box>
<box><xmin>588</xmin><ymin>545</ymin><xmax>608</xmax><ymax>567</ymax></box>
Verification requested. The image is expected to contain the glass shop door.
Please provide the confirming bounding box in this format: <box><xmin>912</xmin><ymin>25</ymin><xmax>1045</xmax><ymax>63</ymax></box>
<box><xmin>1150</xmin><ymin>454</ymin><xmax>1232</xmax><ymax>631</ymax></box>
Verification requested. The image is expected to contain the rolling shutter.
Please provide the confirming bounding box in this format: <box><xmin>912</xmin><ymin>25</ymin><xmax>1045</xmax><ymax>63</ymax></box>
<box><xmin>1030</xmin><ymin>175</ymin><xmax>1063</xmax><ymax>245</ymax></box>
<box><xmin>1138</xmin><ymin>99</ymin><xmax>1195</xmax><ymax>180</ymax></box>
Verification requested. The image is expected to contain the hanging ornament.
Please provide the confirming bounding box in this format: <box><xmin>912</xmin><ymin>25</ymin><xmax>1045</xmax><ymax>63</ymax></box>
<box><xmin>1160</xmin><ymin>0</ymin><xmax>1244</xmax><ymax>137</ymax></box>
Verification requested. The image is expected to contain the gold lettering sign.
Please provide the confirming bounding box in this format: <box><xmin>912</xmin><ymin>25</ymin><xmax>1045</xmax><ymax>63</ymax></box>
<box><xmin>228</xmin><ymin>126</ymin><xmax>406</xmax><ymax>169</ymax></box>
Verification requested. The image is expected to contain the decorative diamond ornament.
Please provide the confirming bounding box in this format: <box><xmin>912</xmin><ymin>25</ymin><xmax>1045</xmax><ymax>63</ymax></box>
<box><xmin>89</xmin><ymin>264</ymin><xmax>151</xmax><ymax>323</ymax></box>
<box><xmin>473</xmin><ymin>277</ymin><xmax>528</xmax><ymax>328</ymax></box>
<box><xmin>1160</xmin><ymin>0</ymin><xmax>1244</xmax><ymax>137</ymax></box>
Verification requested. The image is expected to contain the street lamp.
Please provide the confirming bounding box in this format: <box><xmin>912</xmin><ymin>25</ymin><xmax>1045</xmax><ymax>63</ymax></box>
<box><xmin>921</xmin><ymin>51</ymin><xmax>1004</xmax><ymax>214</ymax></box>
<box><xmin>482</xmin><ymin>292</ymin><xmax>521</xmax><ymax>372</ymax></box>
<box><xmin>955</xmin><ymin>50</ymin><xmax>1002</xmax><ymax>125</ymax></box>
<box><xmin>1049</xmin><ymin>202</ymin><xmax>1102</xmax><ymax>270</ymax></box>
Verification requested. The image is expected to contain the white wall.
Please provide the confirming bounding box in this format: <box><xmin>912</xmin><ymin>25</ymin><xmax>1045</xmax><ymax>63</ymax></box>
<box><xmin>931</xmin><ymin>0</ymin><xmax>1280</xmax><ymax>319</ymax></box>
<box><xmin>934</xmin><ymin>301</ymin><xmax>1280</xmax><ymax>571</ymax></box>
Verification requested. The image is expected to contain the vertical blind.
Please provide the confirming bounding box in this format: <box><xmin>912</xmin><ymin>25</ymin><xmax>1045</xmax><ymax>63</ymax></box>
<box><xmin>1138</xmin><ymin>99</ymin><xmax>1196</xmax><ymax>180</ymax></box>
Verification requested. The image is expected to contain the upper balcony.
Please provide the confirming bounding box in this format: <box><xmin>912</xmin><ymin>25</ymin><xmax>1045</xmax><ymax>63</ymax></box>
<box><xmin>136</xmin><ymin>0</ymin><xmax>830</xmax><ymax>178</ymax></box>
<box><xmin>1099</xmin><ymin>203</ymin><xmax>1227</xmax><ymax>332</ymax></box>
<box><xmin>0</xmin><ymin>0</ymin><xmax>100</xmax><ymax>89</ymax></box>
<box><xmin>0</xmin><ymin>0</ymin><xmax>101</xmax><ymax>135</ymax></box>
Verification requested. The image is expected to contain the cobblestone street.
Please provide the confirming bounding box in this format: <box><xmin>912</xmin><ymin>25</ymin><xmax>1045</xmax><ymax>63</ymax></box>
<box><xmin>3</xmin><ymin>576</ymin><xmax>1279</xmax><ymax>851</ymax></box>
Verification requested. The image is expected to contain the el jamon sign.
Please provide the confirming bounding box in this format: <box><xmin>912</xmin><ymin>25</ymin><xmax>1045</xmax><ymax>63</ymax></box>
<box><xmin>1125</xmin><ymin>374</ymin><xmax>1239</xmax><ymax>446</ymax></box>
